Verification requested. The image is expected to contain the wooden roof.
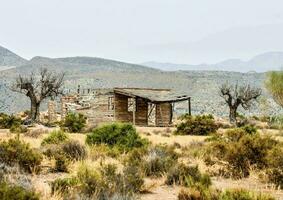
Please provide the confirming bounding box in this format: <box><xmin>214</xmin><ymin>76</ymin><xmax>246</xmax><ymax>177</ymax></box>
<box><xmin>114</xmin><ymin>88</ymin><xmax>190</xmax><ymax>103</ymax></box>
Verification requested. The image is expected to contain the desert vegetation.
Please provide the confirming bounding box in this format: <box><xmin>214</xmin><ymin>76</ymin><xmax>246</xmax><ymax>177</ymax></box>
<box><xmin>0</xmin><ymin>117</ymin><xmax>282</xmax><ymax>199</ymax></box>
<box><xmin>0</xmin><ymin>70</ymin><xmax>283</xmax><ymax>199</ymax></box>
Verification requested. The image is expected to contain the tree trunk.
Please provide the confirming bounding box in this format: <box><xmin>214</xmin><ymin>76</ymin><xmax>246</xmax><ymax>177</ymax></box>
<box><xmin>30</xmin><ymin>100</ymin><xmax>40</xmax><ymax>122</ymax></box>
<box><xmin>229</xmin><ymin>107</ymin><xmax>237</xmax><ymax>124</ymax></box>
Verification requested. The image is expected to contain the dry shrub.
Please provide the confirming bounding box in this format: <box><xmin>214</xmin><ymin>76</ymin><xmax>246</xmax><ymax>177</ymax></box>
<box><xmin>54</xmin><ymin>154</ymin><xmax>70</xmax><ymax>172</ymax></box>
<box><xmin>25</xmin><ymin>129</ymin><xmax>48</xmax><ymax>138</ymax></box>
<box><xmin>143</xmin><ymin>145</ymin><xmax>178</xmax><ymax>177</ymax></box>
<box><xmin>51</xmin><ymin>177</ymin><xmax>78</xmax><ymax>196</ymax></box>
<box><xmin>0</xmin><ymin>138</ymin><xmax>42</xmax><ymax>173</ymax></box>
<box><xmin>219</xmin><ymin>189</ymin><xmax>275</xmax><ymax>200</ymax></box>
<box><xmin>266</xmin><ymin>145</ymin><xmax>283</xmax><ymax>188</ymax></box>
<box><xmin>43</xmin><ymin>139</ymin><xmax>87</xmax><ymax>172</ymax></box>
<box><xmin>0</xmin><ymin>181</ymin><xmax>39</xmax><ymax>200</ymax></box>
<box><xmin>62</xmin><ymin>140</ymin><xmax>87</xmax><ymax>161</ymax></box>
<box><xmin>9</xmin><ymin>125</ymin><xmax>28</xmax><ymax>133</ymax></box>
<box><xmin>165</xmin><ymin>127</ymin><xmax>172</xmax><ymax>133</ymax></box>
<box><xmin>89</xmin><ymin>144</ymin><xmax>120</xmax><ymax>160</ymax></box>
<box><xmin>178</xmin><ymin>188</ymin><xmax>275</xmax><ymax>200</ymax></box>
<box><xmin>175</xmin><ymin>114</ymin><xmax>218</xmax><ymax>136</ymax></box>
<box><xmin>161</xmin><ymin>132</ymin><xmax>170</xmax><ymax>137</ymax></box>
<box><xmin>51</xmin><ymin>163</ymin><xmax>144</xmax><ymax>199</ymax></box>
<box><xmin>124</xmin><ymin>145</ymin><xmax>178</xmax><ymax>177</ymax></box>
<box><xmin>182</xmin><ymin>141</ymin><xmax>206</xmax><ymax>158</ymax></box>
<box><xmin>152</xmin><ymin>130</ymin><xmax>161</xmax><ymax>135</ymax></box>
<box><xmin>205</xmin><ymin>128</ymin><xmax>280</xmax><ymax>179</ymax></box>
<box><xmin>165</xmin><ymin>163</ymin><xmax>211</xmax><ymax>188</ymax></box>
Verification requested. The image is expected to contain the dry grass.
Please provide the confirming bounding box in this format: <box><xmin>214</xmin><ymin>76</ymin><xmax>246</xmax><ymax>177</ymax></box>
<box><xmin>0</xmin><ymin>126</ymin><xmax>283</xmax><ymax>200</ymax></box>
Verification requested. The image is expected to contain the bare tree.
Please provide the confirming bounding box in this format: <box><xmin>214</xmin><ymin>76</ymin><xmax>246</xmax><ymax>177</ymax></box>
<box><xmin>220</xmin><ymin>82</ymin><xmax>262</xmax><ymax>124</ymax></box>
<box><xmin>12</xmin><ymin>68</ymin><xmax>65</xmax><ymax>121</ymax></box>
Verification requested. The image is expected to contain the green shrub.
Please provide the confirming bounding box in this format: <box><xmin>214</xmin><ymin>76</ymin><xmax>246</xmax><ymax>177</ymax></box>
<box><xmin>0</xmin><ymin>113</ymin><xmax>22</xmax><ymax>129</ymax></box>
<box><xmin>9</xmin><ymin>124</ymin><xmax>28</xmax><ymax>133</ymax></box>
<box><xmin>62</xmin><ymin>140</ymin><xmax>87</xmax><ymax>161</ymax></box>
<box><xmin>0</xmin><ymin>181</ymin><xmax>39</xmax><ymax>200</ymax></box>
<box><xmin>0</xmin><ymin>138</ymin><xmax>42</xmax><ymax>173</ymax></box>
<box><xmin>143</xmin><ymin>145</ymin><xmax>178</xmax><ymax>177</ymax></box>
<box><xmin>178</xmin><ymin>188</ymin><xmax>275</xmax><ymax>200</ymax></box>
<box><xmin>268</xmin><ymin>115</ymin><xmax>283</xmax><ymax>129</ymax></box>
<box><xmin>41</xmin><ymin>130</ymin><xmax>69</xmax><ymax>146</ymax></box>
<box><xmin>240</xmin><ymin>125</ymin><xmax>257</xmax><ymax>135</ymax></box>
<box><xmin>219</xmin><ymin>189</ymin><xmax>275</xmax><ymax>200</ymax></box>
<box><xmin>51</xmin><ymin>177</ymin><xmax>79</xmax><ymax>195</ymax></box>
<box><xmin>86</xmin><ymin>123</ymin><xmax>149</xmax><ymax>152</ymax></box>
<box><xmin>165</xmin><ymin>163</ymin><xmax>211</xmax><ymax>188</ymax></box>
<box><xmin>61</xmin><ymin>112</ymin><xmax>86</xmax><ymax>133</ymax></box>
<box><xmin>175</xmin><ymin>115</ymin><xmax>218</xmax><ymax>136</ymax></box>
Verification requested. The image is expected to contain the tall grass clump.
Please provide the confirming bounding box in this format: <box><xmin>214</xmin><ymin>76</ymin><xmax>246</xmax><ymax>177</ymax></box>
<box><xmin>165</xmin><ymin>163</ymin><xmax>211</xmax><ymax>188</ymax></box>
<box><xmin>175</xmin><ymin>114</ymin><xmax>218</xmax><ymax>135</ymax></box>
<box><xmin>86</xmin><ymin>123</ymin><xmax>148</xmax><ymax>152</ymax></box>
<box><xmin>142</xmin><ymin>145</ymin><xmax>178</xmax><ymax>177</ymax></box>
<box><xmin>62</xmin><ymin>140</ymin><xmax>87</xmax><ymax>161</ymax></box>
<box><xmin>51</xmin><ymin>163</ymin><xmax>144</xmax><ymax>199</ymax></box>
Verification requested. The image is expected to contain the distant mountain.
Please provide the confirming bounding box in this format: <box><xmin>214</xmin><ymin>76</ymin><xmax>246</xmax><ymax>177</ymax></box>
<box><xmin>4</xmin><ymin>56</ymin><xmax>159</xmax><ymax>77</ymax></box>
<box><xmin>142</xmin><ymin>52</ymin><xmax>283</xmax><ymax>72</ymax></box>
<box><xmin>0</xmin><ymin>46</ymin><xmax>27</xmax><ymax>70</ymax></box>
<box><xmin>138</xmin><ymin>24</ymin><xmax>283</xmax><ymax>66</ymax></box>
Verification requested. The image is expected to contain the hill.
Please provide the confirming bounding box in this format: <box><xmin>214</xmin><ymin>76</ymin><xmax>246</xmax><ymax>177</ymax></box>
<box><xmin>142</xmin><ymin>52</ymin><xmax>283</xmax><ymax>72</ymax></box>
<box><xmin>0</xmin><ymin>46</ymin><xmax>27</xmax><ymax>70</ymax></box>
<box><xmin>0</xmin><ymin>46</ymin><xmax>281</xmax><ymax>116</ymax></box>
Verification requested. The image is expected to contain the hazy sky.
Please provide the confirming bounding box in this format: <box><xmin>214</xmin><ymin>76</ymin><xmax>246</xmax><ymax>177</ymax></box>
<box><xmin>1</xmin><ymin>0</ymin><xmax>283</xmax><ymax>64</ymax></box>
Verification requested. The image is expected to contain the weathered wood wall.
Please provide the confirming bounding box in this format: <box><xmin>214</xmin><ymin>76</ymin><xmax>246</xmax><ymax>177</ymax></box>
<box><xmin>135</xmin><ymin>97</ymin><xmax>148</xmax><ymax>126</ymax></box>
<box><xmin>114</xmin><ymin>93</ymin><xmax>133</xmax><ymax>123</ymax></box>
<box><xmin>156</xmin><ymin>103</ymin><xmax>172</xmax><ymax>127</ymax></box>
<box><xmin>114</xmin><ymin>94</ymin><xmax>148</xmax><ymax>126</ymax></box>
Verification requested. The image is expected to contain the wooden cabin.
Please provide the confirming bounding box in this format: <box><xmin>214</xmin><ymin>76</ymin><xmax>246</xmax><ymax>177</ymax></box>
<box><xmin>58</xmin><ymin>88</ymin><xmax>191</xmax><ymax>127</ymax></box>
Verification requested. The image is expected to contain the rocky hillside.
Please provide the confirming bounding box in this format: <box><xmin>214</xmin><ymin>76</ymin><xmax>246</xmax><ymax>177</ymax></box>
<box><xmin>0</xmin><ymin>46</ymin><xmax>27</xmax><ymax>70</ymax></box>
<box><xmin>0</xmin><ymin>46</ymin><xmax>281</xmax><ymax>117</ymax></box>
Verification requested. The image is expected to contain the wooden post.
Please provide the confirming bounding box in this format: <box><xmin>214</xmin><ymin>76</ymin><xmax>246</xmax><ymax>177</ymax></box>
<box><xmin>133</xmin><ymin>98</ymin><xmax>136</xmax><ymax>125</ymax></box>
<box><xmin>77</xmin><ymin>85</ymin><xmax>80</xmax><ymax>94</ymax></box>
<box><xmin>170</xmin><ymin>103</ymin><xmax>174</xmax><ymax>125</ymax></box>
<box><xmin>188</xmin><ymin>98</ymin><xmax>191</xmax><ymax>116</ymax></box>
